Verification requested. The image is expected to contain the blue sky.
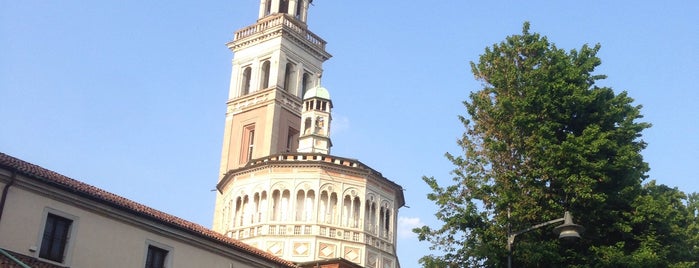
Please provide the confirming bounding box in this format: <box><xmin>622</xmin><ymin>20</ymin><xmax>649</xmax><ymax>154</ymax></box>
<box><xmin>2</xmin><ymin>1</ymin><xmax>697</xmax><ymax>267</ymax></box>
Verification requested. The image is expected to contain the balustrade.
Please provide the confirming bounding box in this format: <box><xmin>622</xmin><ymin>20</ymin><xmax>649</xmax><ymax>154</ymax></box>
<box><xmin>233</xmin><ymin>14</ymin><xmax>326</xmax><ymax>50</ymax></box>
<box><xmin>229</xmin><ymin>222</ymin><xmax>395</xmax><ymax>253</ymax></box>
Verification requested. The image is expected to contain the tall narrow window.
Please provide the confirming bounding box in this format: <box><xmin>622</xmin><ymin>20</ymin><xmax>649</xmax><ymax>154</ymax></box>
<box><xmin>234</xmin><ymin>197</ymin><xmax>242</xmax><ymax>227</ymax></box>
<box><xmin>247</xmin><ymin>129</ymin><xmax>254</xmax><ymax>161</ymax></box>
<box><xmin>145</xmin><ymin>245</ymin><xmax>168</xmax><ymax>268</ymax></box>
<box><xmin>281</xmin><ymin>190</ymin><xmax>290</xmax><ymax>221</ymax></box>
<box><xmin>40</xmin><ymin>213</ymin><xmax>73</xmax><ymax>263</ymax></box>
<box><xmin>259</xmin><ymin>191</ymin><xmax>268</xmax><ymax>222</ymax></box>
<box><xmin>283</xmin><ymin>63</ymin><xmax>296</xmax><ymax>93</ymax></box>
<box><xmin>319</xmin><ymin>191</ymin><xmax>328</xmax><ymax>223</ymax></box>
<box><xmin>241</xmin><ymin>195</ymin><xmax>249</xmax><ymax>226</ymax></box>
<box><xmin>241</xmin><ymin>124</ymin><xmax>255</xmax><ymax>164</ymax></box>
<box><xmin>342</xmin><ymin>195</ymin><xmax>351</xmax><ymax>227</ymax></box>
<box><xmin>260</xmin><ymin>60</ymin><xmax>270</xmax><ymax>90</ymax></box>
<box><xmin>265</xmin><ymin>0</ymin><xmax>272</xmax><ymax>15</ymax></box>
<box><xmin>241</xmin><ymin>67</ymin><xmax>252</xmax><ymax>95</ymax></box>
<box><xmin>253</xmin><ymin>193</ymin><xmax>260</xmax><ymax>224</ymax></box>
<box><xmin>295</xmin><ymin>190</ymin><xmax>305</xmax><ymax>221</ymax></box>
<box><xmin>272</xmin><ymin>190</ymin><xmax>281</xmax><ymax>221</ymax></box>
<box><xmin>384</xmin><ymin>209</ymin><xmax>391</xmax><ymax>237</ymax></box>
<box><xmin>286</xmin><ymin>127</ymin><xmax>298</xmax><ymax>152</ymax></box>
<box><xmin>303</xmin><ymin>118</ymin><xmax>312</xmax><ymax>135</ymax></box>
<box><xmin>352</xmin><ymin>197</ymin><xmax>361</xmax><ymax>228</ymax></box>
<box><xmin>379</xmin><ymin>208</ymin><xmax>386</xmax><ymax>238</ymax></box>
<box><xmin>305</xmin><ymin>190</ymin><xmax>315</xmax><ymax>221</ymax></box>
<box><xmin>301</xmin><ymin>73</ymin><xmax>311</xmax><ymax>97</ymax></box>
<box><xmin>279</xmin><ymin>0</ymin><xmax>289</xmax><ymax>13</ymax></box>
<box><xmin>329</xmin><ymin>193</ymin><xmax>338</xmax><ymax>224</ymax></box>
<box><xmin>295</xmin><ymin>0</ymin><xmax>302</xmax><ymax>18</ymax></box>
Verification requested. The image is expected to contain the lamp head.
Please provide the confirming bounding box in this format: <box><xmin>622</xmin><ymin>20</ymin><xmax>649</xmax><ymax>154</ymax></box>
<box><xmin>553</xmin><ymin>211</ymin><xmax>585</xmax><ymax>243</ymax></box>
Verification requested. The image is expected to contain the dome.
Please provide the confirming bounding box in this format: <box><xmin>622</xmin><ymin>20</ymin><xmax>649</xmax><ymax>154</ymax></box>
<box><xmin>303</xmin><ymin>86</ymin><xmax>331</xmax><ymax>100</ymax></box>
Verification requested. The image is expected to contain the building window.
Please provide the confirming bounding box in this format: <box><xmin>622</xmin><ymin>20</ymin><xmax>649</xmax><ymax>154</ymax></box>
<box><xmin>241</xmin><ymin>124</ymin><xmax>255</xmax><ymax>164</ymax></box>
<box><xmin>145</xmin><ymin>245</ymin><xmax>168</xmax><ymax>268</ymax></box>
<box><xmin>247</xmin><ymin>129</ymin><xmax>255</xmax><ymax>161</ymax></box>
<box><xmin>241</xmin><ymin>66</ymin><xmax>252</xmax><ymax>95</ymax></box>
<box><xmin>283</xmin><ymin>62</ymin><xmax>296</xmax><ymax>93</ymax></box>
<box><xmin>279</xmin><ymin>0</ymin><xmax>289</xmax><ymax>13</ymax></box>
<box><xmin>286</xmin><ymin>127</ymin><xmax>298</xmax><ymax>152</ymax></box>
<box><xmin>260</xmin><ymin>60</ymin><xmax>270</xmax><ymax>90</ymax></box>
<box><xmin>301</xmin><ymin>73</ymin><xmax>311</xmax><ymax>97</ymax></box>
<box><xmin>295</xmin><ymin>0</ymin><xmax>302</xmax><ymax>18</ymax></box>
<box><xmin>39</xmin><ymin>213</ymin><xmax>73</xmax><ymax>263</ymax></box>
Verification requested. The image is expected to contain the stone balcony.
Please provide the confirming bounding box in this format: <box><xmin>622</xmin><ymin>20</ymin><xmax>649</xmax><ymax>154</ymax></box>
<box><xmin>231</xmin><ymin>13</ymin><xmax>327</xmax><ymax>52</ymax></box>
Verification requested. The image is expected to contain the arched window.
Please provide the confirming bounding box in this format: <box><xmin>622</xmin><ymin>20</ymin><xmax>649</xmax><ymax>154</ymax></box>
<box><xmin>379</xmin><ymin>203</ymin><xmax>392</xmax><ymax>238</ymax></box>
<box><xmin>259</xmin><ymin>191</ymin><xmax>267</xmax><ymax>223</ymax></box>
<box><xmin>295</xmin><ymin>189</ymin><xmax>316</xmax><ymax>222</ymax></box>
<box><xmin>319</xmin><ymin>191</ymin><xmax>328</xmax><ymax>223</ymax></box>
<box><xmin>341</xmin><ymin>194</ymin><xmax>361</xmax><ymax>228</ymax></box>
<box><xmin>303</xmin><ymin>117</ymin><xmax>312</xmax><ymax>135</ymax></box>
<box><xmin>241</xmin><ymin>195</ymin><xmax>250</xmax><ymax>226</ymax></box>
<box><xmin>283</xmin><ymin>63</ymin><xmax>295</xmax><ymax>93</ymax></box>
<box><xmin>342</xmin><ymin>195</ymin><xmax>351</xmax><ymax>227</ymax></box>
<box><xmin>352</xmin><ymin>196</ymin><xmax>361</xmax><ymax>228</ymax></box>
<box><xmin>305</xmin><ymin>190</ymin><xmax>315</xmax><ymax>221</ymax></box>
<box><xmin>253</xmin><ymin>193</ymin><xmax>260</xmax><ymax>224</ymax></box>
<box><xmin>329</xmin><ymin>192</ymin><xmax>338</xmax><ymax>224</ymax></box>
<box><xmin>295</xmin><ymin>190</ymin><xmax>305</xmax><ymax>221</ymax></box>
<box><xmin>272</xmin><ymin>190</ymin><xmax>280</xmax><ymax>221</ymax></box>
<box><xmin>281</xmin><ymin>190</ymin><xmax>290</xmax><ymax>221</ymax></box>
<box><xmin>241</xmin><ymin>67</ymin><xmax>252</xmax><ymax>95</ymax></box>
<box><xmin>234</xmin><ymin>197</ymin><xmax>242</xmax><ymax>227</ymax></box>
<box><xmin>384</xmin><ymin>209</ymin><xmax>391</xmax><ymax>235</ymax></box>
<box><xmin>365</xmin><ymin>200</ymin><xmax>377</xmax><ymax>234</ymax></box>
<box><xmin>260</xmin><ymin>60</ymin><xmax>270</xmax><ymax>90</ymax></box>
<box><xmin>301</xmin><ymin>73</ymin><xmax>311</xmax><ymax>97</ymax></box>
<box><xmin>319</xmin><ymin>190</ymin><xmax>338</xmax><ymax>224</ymax></box>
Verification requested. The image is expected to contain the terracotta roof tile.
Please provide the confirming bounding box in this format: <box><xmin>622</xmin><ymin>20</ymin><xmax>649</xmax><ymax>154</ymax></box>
<box><xmin>0</xmin><ymin>152</ymin><xmax>297</xmax><ymax>268</ymax></box>
<box><xmin>0</xmin><ymin>249</ymin><xmax>66</xmax><ymax>268</ymax></box>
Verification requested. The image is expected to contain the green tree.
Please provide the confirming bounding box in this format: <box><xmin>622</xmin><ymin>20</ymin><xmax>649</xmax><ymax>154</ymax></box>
<box><xmin>614</xmin><ymin>181</ymin><xmax>699</xmax><ymax>267</ymax></box>
<box><xmin>414</xmin><ymin>22</ymin><xmax>696</xmax><ymax>267</ymax></box>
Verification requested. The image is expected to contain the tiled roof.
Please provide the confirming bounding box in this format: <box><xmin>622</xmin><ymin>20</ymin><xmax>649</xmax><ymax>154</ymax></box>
<box><xmin>0</xmin><ymin>152</ymin><xmax>297</xmax><ymax>268</ymax></box>
<box><xmin>0</xmin><ymin>249</ymin><xmax>65</xmax><ymax>268</ymax></box>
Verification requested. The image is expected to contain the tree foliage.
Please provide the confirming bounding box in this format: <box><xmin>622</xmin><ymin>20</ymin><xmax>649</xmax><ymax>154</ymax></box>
<box><xmin>415</xmin><ymin>22</ymin><xmax>698</xmax><ymax>267</ymax></box>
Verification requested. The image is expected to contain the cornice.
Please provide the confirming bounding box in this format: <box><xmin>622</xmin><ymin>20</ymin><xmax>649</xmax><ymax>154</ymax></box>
<box><xmin>228</xmin><ymin>14</ymin><xmax>331</xmax><ymax>62</ymax></box>
<box><xmin>216</xmin><ymin>153</ymin><xmax>405</xmax><ymax>207</ymax></box>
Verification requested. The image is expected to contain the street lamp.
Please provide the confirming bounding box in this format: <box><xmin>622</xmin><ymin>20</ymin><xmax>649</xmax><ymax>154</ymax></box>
<box><xmin>507</xmin><ymin>211</ymin><xmax>584</xmax><ymax>268</ymax></box>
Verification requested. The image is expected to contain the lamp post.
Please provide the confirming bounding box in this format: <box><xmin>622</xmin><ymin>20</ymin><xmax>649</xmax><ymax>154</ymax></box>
<box><xmin>507</xmin><ymin>211</ymin><xmax>584</xmax><ymax>268</ymax></box>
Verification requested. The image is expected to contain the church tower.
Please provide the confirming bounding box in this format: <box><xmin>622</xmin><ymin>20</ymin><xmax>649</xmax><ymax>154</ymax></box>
<box><xmin>213</xmin><ymin>2</ymin><xmax>404</xmax><ymax>268</ymax></box>
<box><xmin>217</xmin><ymin>0</ymin><xmax>331</xmax><ymax>175</ymax></box>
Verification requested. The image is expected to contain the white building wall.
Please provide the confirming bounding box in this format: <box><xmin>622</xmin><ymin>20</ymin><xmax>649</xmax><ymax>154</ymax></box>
<box><xmin>0</xmin><ymin>172</ymin><xmax>290</xmax><ymax>268</ymax></box>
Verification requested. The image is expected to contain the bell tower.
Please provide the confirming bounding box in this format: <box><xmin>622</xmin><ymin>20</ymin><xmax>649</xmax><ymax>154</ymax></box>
<box><xmin>213</xmin><ymin>2</ymin><xmax>404</xmax><ymax>268</ymax></box>
<box><xmin>217</xmin><ymin>0</ymin><xmax>331</xmax><ymax>176</ymax></box>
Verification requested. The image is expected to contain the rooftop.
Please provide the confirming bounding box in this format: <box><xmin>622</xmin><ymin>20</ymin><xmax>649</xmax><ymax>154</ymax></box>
<box><xmin>0</xmin><ymin>152</ymin><xmax>297</xmax><ymax>268</ymax></box>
